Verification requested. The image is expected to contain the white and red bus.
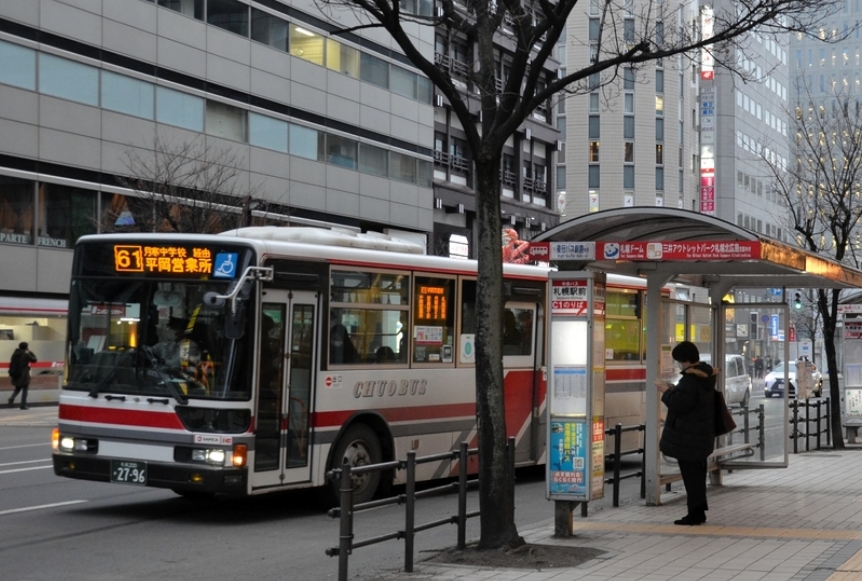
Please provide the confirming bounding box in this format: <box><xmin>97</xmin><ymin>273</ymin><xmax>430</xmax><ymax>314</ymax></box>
<box><xmin>52</xmin><ymin>227</ymin><xmax>549</xmax><ymax>502</ymax></box>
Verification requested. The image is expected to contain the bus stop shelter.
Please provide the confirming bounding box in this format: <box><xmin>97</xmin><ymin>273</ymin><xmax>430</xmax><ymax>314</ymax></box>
<box><xmin>533</xmin><ymin>207</ymin><xmax>862</xmax><ymax>506</ymax></box>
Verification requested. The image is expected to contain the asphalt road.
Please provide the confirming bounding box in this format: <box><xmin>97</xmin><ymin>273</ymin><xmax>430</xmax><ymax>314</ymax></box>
<box><xmin>0</xmin><ymin>420</ymin><xmax>645</xmax><ymax>581</ymax></box>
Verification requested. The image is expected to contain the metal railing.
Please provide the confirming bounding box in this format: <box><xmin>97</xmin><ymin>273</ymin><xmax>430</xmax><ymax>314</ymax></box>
<box><xmin>603</xmin><ymin>423</ymin><xmax>645</xmax><ymax>507</ymax></box>
<box><xmin>725</xmin><ymin>404</ymin><xmax>766</xmax><ymax>461</ymax></box>
<box><xmin>325</xmin><ymin>437</ymin><xmax>516</xmax><ymax>581</ymax></box>
<box><xmin>790</xmin><ymin>397</ymin><xmax>831</xmax><ymax>452</ymax></box>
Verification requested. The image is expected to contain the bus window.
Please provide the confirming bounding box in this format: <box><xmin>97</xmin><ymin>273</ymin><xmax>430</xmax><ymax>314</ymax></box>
<box><xmin>413</xmin><ymin>276</ymin><xmax>455</xmax><ymax>364</ymax></box>
<box><xmin>503</xmin><ymin>306</ymin><xmax>534</xmax><ymax>357</ymax></box>
<box><xmin>605</xmin><ymin>289</ymin><xmax>643</xmax><ymax>361</ymax></box>
<box><xmin>329</xmin><ymin>269</ymin><xmax>410</xmax><ymax>365</ymax></box>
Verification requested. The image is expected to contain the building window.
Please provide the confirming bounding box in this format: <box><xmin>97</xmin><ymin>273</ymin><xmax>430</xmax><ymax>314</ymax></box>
<box><xmin>589</xmin><ymin>93</ymin><xmax>600</xmax><ymax>112</ymax></box>
<box><xmin>655</xmin><ymin>167</ymin><xmax>664</xmax><ymax>191</ymax></box>
<box><xmin>0</xmin><ymin>176</ymin><xmax>33</xmax><ymax>246</ymax></box>
<box><xmin>389</xmin><ymin>151</ymin><xmax>417</xmax><ymax>183</ymax></box>
<box><xmin>655</xmin><ymin>95</ymin><xmax>664</xmax><ymax>116</ymax></box>
<box><xmin>156</xmin><ymin>86</ymin><xmax>204</xmax><ymax>131</ymax></box>
<box><xmin>207</xmin><ymin>0</ymin><xmax>250</xmax><ymax>37</ymax></box>
<box><xmin>655</xmin><ymin>118</ymin><xmax>664</xmax><ymax>140</ymax></box>
<box><xmin>291</xmin><ymin>24</ymin><xmax>326</xmax><ymax>66</ymax></box>
<box><xmin>656</xmin><ymin>69</ymin><xmax>664</xmax><ymax>93</ymax></box>
<box><xmin>623</xmin><ymin>116</ymin><xmax>634</xmax><ymax>138</ymax></box>
<box><xmin>589</xmin><ymin>18</ymin><xmax>600</xmax><ymax>41</ymax></box>
<box><xmin>0</xmin><ymin>40</ymin><xmax>36</xmax><ymax>90</ymax></box>
<box><xmin>251</xmin><ymin>8</ymin><xmax>289</xmax><ymax>52</ymax></box>
<box><xmin>623</xmin><ymin>166</ymin><xmax>634</xmax><ymax>189</ymax></box>
<box><xmin>557</xmin><ymin>166</ymin><xmax>566</xmax><ymax>189</ymax></box>
<box><xmin>323</xmin><ymin>134</ymin><xmax>358</xmax><ymax>169</ymax></box>
<box><xmin>39</xmin><ymin>53</ymin><xmax>99</xmax><ymax>106</ymax></box>
<box><xmin>360</xmin><ymin>52</ymin><xmax>389</xmax><ymax>88</ymax></box>
<box><xmin>38</xmin><ymin>183</ymin><xmax>97</xmax><ymax>249</ymax></box>
<box><xmin>624</xmin><ymin>68</ymin><xmax>634</xmax><ymax>90</ymax></box>
<box><xmin>390</xmin><ymin>66</ymin><xmax>417</xmax><ymax>99</ymax></box>
<box><xmin>624</xmin><ymin>142</ymin><xmax>634</xmax><ymax>162</ymax></box>
<box><xmin>625</xmin><ymin>93</ymin><xmax>634</xmax><ymax>113</ymax></box>
<box><xmin>656</xmin><ymin>144</ymin><xmax>663</xmax><ymax>165</ymax></box>
<box><xmin>588</xmin><ymin>165</ymin><xmax>600</xmax><ymax>188</ymax></box>
<box><xmin>359</xmin><ymin>143</ymin><xmax>389</xmax><ymax>177</ymax></box>
<box><xmin>249</xmin><ymin>112</ymin><xmax>288</xmax><ymax>152</ymax></box>
<box><xmin>159</xmin><ymin>0</ymin><xmax>203</xmax><ymax>19</ymax></box>
<box><xmin>205</xmin><ymin>100</ymin><xmax>247</xmax><ymax>141</ymax></box>
<box><xmin>589</xmin><ymin>141</ymin><xmax>600</xmax><ymax>162</ymax></box>
<box><xmin>589</xmin><ymin>116</ymin><xmax>600</xmax><ymax>138</ymax></box>
<box><xmin>101</xmin><ymin>71</ymin><xmax>154</xmax><ymax>119</ymax></box>
<box><xmin>289</xmin><ymin>124</ymin><xmax>322</xmax><ymax>160</ymax></box>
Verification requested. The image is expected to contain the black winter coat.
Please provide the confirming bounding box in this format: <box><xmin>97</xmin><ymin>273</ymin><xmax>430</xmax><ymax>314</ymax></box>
<box><xmin>659</xmin><ymin>362</ymin><xmax>716</xmax><ymax>461</ymax></box>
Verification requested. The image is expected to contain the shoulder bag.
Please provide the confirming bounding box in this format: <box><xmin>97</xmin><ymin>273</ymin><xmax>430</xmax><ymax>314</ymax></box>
<box><xmin>714</xmin><ymin>390</ymin><xmax>737</xmax><ymax>436</ymax></box>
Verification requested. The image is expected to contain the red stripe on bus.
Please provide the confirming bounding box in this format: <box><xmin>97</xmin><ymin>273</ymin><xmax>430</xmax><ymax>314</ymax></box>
<box><xmin>606</xmin><ymin>367</ymin><xmax>646</xmax><ymax>381</ymax></box>
<box><xmin>59</xmin><ymin>404</ymin><xmax>185</xmax><ymax>430</ymax></box>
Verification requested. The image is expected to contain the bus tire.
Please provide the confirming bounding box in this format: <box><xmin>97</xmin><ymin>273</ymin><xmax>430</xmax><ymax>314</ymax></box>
<box><xmin>329</xmin><ymin>424</ymin><xmax>382</xmax><ymax>505</ymax></box>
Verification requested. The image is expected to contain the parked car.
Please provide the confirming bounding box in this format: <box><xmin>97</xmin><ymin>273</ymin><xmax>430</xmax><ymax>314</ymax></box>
<box><xmin>701</xmin><ymin>354</ymin><xmax>753</xmax><ymax>408</ymax></box>
<box><xmin>764</xmin><ymin>360</ymin><xmax>823</xmax><ymax>398</ymax></box>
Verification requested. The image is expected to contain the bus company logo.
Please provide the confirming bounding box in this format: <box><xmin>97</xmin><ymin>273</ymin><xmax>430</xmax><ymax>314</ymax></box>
<box><xmin>193</xmin><ymin>434</ymin><xmax>233</xmax><ymax>445</ymax></box>
<box><xmin>354</xmin><ymin>379</ymin><xmax>428</xmax><ymax>398</ymax></box>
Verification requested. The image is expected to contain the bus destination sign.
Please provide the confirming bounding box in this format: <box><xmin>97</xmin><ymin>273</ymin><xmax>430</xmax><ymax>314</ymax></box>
<box><xmin>114</xmin><ymin>245</ymin><xmax>217</xmax><ymax>276</ymax></box>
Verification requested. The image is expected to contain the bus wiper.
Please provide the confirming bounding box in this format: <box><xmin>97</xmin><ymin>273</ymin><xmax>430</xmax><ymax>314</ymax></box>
<box><xmin>88</xmin><ymin>349</ymin><xmax>134</xmax><ymax>398</ymax></box>
<box><xmin>163</xmin><ymin>376</ymin><xmax>189</xmax><ymax>406</ymax></box>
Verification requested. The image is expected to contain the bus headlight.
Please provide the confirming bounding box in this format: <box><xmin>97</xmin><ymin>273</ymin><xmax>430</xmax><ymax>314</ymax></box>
<box><xmin>191</xmin><ymin>449</ymin><xmax>227</xmax><ymax>465</ymax></box>
<box><xmin>57</xmin><ymin>435</ymin><xmax>94</xmax><ymax>452</ymax></box>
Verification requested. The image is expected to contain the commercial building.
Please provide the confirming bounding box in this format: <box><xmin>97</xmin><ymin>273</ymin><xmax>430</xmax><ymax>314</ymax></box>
<box><xmin>0</xmin><ymin>0</ymin><xmax>436</xmax><ymax>378</ymax></box>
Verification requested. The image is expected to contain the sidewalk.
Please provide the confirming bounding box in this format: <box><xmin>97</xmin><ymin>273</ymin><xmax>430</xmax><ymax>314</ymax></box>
<box><xmin>372</xmin><ymin>447</ymin><xmax>862</xmax><ymax>581</ymax></box>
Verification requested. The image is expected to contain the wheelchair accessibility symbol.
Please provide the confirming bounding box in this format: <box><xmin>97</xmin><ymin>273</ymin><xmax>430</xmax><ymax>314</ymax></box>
<box><xmin>213</xmin><ymin>253</ymin><xmax>238</xmax><ymax>279</ymax></box>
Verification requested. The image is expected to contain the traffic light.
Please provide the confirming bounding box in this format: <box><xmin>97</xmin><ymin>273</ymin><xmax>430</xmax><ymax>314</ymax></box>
<box><xmin>794</xmin><ymin>292</ymin><xmax>803</xmax><ymax>310</ymax></box>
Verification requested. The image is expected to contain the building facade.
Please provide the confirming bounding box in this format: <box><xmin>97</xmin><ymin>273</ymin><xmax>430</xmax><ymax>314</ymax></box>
<box><xmin>0</xmin><ymin>0</ymin><xmax>436</xmax><ymax>373</ymax></box>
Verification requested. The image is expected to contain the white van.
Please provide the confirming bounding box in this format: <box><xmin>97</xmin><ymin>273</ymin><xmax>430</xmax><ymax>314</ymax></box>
<box><xmin>702</xmin><ymin>354</ymin><xmax>753</xmax><ymax>408</ymax></box>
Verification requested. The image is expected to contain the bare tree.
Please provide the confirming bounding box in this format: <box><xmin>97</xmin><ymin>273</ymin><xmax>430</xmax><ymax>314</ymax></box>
<box><xmin>762</xmin><ymin>88</ymin><xmax>862</xmax><ymax>448</ymax></box>
<box><xmin>313</xmin><ymin>0</ymin><xmax>840</xmax><ymax>548</ymax></box>
<box><xmin>106</xmin><ymin>135</ymin><xmax>264</xmax><ymax>234</ymax></box>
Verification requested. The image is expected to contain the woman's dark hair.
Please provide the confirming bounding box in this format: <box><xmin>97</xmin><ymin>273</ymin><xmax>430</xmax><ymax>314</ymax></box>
<box><xmin>671</xmin><ymin>341</ymin><xmax>700</xmax><ymax>364</ymax></box>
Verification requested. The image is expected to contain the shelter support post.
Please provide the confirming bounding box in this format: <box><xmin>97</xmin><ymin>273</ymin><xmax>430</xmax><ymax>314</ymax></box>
<box><xmin>645</xmin><ymin>273</ymin><xmax>672</xmax><ymax>505</ymax></box>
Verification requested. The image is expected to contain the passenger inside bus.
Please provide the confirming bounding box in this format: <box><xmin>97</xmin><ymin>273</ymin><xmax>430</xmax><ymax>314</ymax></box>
<box><xmin>330</xmin><ymin>324</ymin><xmax>359</xmax><ymax>364</ymax></box>
<box><xmin>375</xmin><ymin>345</ymin><xmax>395</xmax><ymax>363</ymax></box>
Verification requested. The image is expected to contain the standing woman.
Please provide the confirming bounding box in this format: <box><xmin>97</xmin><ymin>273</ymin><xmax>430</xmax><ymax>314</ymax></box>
<box><xmin>655</xmin><ymin>341</ymin><xmax>716</xmax><ymax>525</ymax></box>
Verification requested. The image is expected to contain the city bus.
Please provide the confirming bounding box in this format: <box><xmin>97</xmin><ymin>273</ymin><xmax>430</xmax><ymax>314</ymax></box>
<box><xmin>52</xmin><ymin>227</ymin><xmax>549</xmax><ymax>502</ymax></box>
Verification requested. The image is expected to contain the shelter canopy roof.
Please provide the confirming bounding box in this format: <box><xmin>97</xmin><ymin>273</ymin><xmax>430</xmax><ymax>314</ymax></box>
<box><xmin>533</xmin><ymin>208</ymin><xmax>862</xmax><ymax>290</ymax></box>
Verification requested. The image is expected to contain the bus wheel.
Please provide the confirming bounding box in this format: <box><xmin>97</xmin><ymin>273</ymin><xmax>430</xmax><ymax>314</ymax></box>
<box><xmin>330</xmin><ymin>424</ymin><xmax>382</xmax><ymax>505</ymax></box>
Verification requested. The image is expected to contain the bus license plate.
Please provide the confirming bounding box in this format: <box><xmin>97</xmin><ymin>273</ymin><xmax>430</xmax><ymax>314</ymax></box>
<box><xmin>111</xmin><ymin>460</ymin><xmax>147</xmax><ymax>485</ymax></box>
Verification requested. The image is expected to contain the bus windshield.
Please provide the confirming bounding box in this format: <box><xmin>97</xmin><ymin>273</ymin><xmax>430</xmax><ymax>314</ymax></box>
<box><xmin>65</xmin><ymin>278</ymin><xmax>251</xmax><ymax>401</ymax></box>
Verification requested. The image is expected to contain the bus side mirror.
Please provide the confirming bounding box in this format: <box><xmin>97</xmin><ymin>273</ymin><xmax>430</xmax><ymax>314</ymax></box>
<box><xmin>224</xmin><ymin>302</ymin><xmax>246</xmax><ymax>340</ymax></box>
<box><xmin>203</xmin><ymin>292</ymin><xmax>226</xmax><ymax>309</ymax></box>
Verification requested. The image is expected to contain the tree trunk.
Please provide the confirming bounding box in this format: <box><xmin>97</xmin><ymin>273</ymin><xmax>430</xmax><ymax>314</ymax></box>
<box><xmin>473</xmin><ymin>153</ymin><xmax>524</xmax><ymax>550</ymax></box>
<box><xmin>821</xmin><ymin>291</ymin><xmax>845</xmax><ymax>449</ymax></box>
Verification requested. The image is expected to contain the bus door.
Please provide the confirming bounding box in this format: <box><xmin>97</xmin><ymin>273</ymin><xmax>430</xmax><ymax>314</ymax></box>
<box><xmin>503</xmin><ymin>301</ymin><xmax>542</xmax><ymax>464</ymax></box>
<box><xmin>253</xmin><ymin>289</ymin><xmax>318</xmax><ymax>488</ymax></box>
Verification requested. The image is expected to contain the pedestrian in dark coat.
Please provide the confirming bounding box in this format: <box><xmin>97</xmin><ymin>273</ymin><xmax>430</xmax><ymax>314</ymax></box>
<box><xmin>8</xmin><ymin>341</ymin><xmax>37</xmax><ymax>410</ymax></box>
<box><xmin>655</xmin><ymin>341</ymin><xmax>716</xmax><ymax>525</ymax></box>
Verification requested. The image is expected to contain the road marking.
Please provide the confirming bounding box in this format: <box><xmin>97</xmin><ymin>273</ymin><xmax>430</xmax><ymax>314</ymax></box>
<box><xmin>0</xmin><ymin>443</ymin><xmax>50</xmax><ymax>451</ymax></box>
<box><xmin>0</xmin><ymin>459</ymin><xmax>53</xmax><ymax>467</ymax></box>
<box><xmin>0</xmin><ymin>500</ymin><xmax>88</xmax><ymax>516</ymax></box>
<box><xmin>0</xmin><ymin>465</ymin><xmax>53</xmax><ymax>475</ymax></box>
